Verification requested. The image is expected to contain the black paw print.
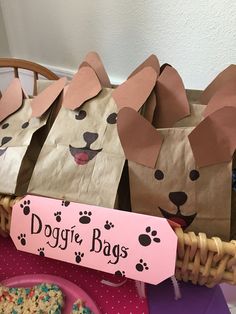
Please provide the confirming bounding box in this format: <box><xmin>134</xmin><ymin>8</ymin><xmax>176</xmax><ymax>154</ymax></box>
<box><xmin>54</xmin><ymin>211</ymin><xmax>61</xmax><ymax>222</ymax></box>
<box><xmin>75</xmin><ymin>252</ymin><xmax>84</xmax><ymax>264</ymax></box>
<box><xmin>115</xmin><ymin>270</ymin><xmax>125</xmax><ymax>277</ymax></box>
<box><xmin>79</xmin><ymin>211</ymin><xmax>92</xmax><ymax>224</ymax></box>
<box><xmin>38</xmin><ymin>248</ymin><xmax>45</xmax><ymax>257</ymax></box>
<box><xmin>138</xmin><ymin>227</ymin><xmax>160</xmax><ymax>247</ymax></box>
<box><xmin>18</xmin><ymin>234</ymin><xmax>26</xmax><ymax>246</ymax></box>
<box><xmin>20</xmin><ymin>200</ymin><xmax>31</xmax><ymax>215</ymax></box>
<box><xmin>104</xmin><ymin>220</ymin><xmax>114</xmax><ymax>230</ymax></box>
<box><xmin>136</xmin><ymin>259</ymin><xmax>149</xmax><ymax>272</ymax></box>
<box><xmin>62</xmin><ymin>200</ymin><xmax>70</xmax><ymax>207</ymax></box>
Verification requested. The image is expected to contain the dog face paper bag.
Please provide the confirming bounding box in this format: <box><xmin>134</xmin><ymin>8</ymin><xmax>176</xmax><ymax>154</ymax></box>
<box><xmin>27</xmin><ymin>55</ymin><xmax>157</xmax><ymax>208</ymax></box>
<box><xmin>0</xmin><ymin>77</ymin><xmax>66</xmax><ymax>195</ymax></box>
<box><xmin>123</xmin><ymin>65</ymin><xmax>236</xmax><ymax>240</ymax></box>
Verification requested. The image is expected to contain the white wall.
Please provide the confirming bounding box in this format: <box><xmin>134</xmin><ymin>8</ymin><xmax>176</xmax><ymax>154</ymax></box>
<box><xmin>0</xmin><ymin>0</ymin><xmax>236</xmax><ymax>89</ymax></box>
<box><xmin>0</xmin><ymin>5</ymin><xmax>10</xmax><ymax>56</ymax></box>
<box><xmin>0</xmin><ymin>5</ymin><xmax>11</xmax><ymax>93</ymax></box>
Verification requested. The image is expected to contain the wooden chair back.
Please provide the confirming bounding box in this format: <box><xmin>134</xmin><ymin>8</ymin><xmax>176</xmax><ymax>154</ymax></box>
<box><xmin>0</xmin><ymin>58</ymin><xmax>59</xmax><ymax>96</ymax></box>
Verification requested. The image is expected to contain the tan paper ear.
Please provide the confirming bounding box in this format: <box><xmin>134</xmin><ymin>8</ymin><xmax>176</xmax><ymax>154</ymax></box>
<box><xmin>31</xmin><ymin>77</ymin><xmax>67</xmax><ymax>117</ymax></box>
<box><xmin>154</xmin><ymin>65</ymin><xmax>190</xmax><ymax>128</ymax></box>
<box><xmin>117</xmin><ymin>107</ymin><xmax>163</xmax><ymax>168</ymax></box>
<box><xmin>160</xmin><ymin>63</ymin><xmax>172</xmax><ymax>73</ymax></box>
<box><xmin>201</xmin><ymin>65</ymin><xmax>236</xmax><ymax>105</ymax></box>
<box><xmin>79</xmin><ymin>61</ymin><xmax>90</xmax><ymax>69</ymax></box>
<box><xmin>112</xmin><ymin>66</ymin><xmax>157</xmax><ymax>112</ymax></box>
<box><xmin>0</xmin><ymin>78</ymin><xmax>24</xmax><ymax>122</ymax></box>
<box><xmin>128</xmin><ymin>55</ymin><xmax>159</xmax><ymax>124</ymax></box>
<box><xmin>143</xmin><ymin>90</ymin><xmax>157</xmax><ymax>123</ymax></box>
<box><xmin>152</xmin><ymin>64</ymin><xmax>173</xmax><ymax>127</ymax></box>
<box><xmin>189</xmin><ymin>106</ymin><xmax>236</xmax><ymax>167</ymax></box>
<box><xmin>203</xmin><ymin>80</ymin><xmax>236</xmax><ymax>117</ymax></box>
<box><xmin>82</xmin><ymin>51</ymin><xmax>111</xmax><ymax>88</ymax></box>
<box><xmin>128</xmin><ymin>54</ymin><xmax>160</xmax><ymax>78</ymax></box>
<box><xmin>63</xmin><ymin>67</ymin><xmax>102</xmax><ymax>110</ymax></box>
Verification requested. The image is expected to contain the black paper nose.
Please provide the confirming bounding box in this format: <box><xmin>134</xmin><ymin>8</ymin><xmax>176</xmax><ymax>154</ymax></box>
<box><xmin>169</xmin><ymin>192</ymin><xmax>188</xmax><ymax>207</ymax></box>
<box><xmin>83</xmin><ymin>132</ymin><xmax>98</xmax><ymax>146</ymax></box>
<box><xmin>1</xmin><ymin>136</ymin><xmax>12</xmax><ymax>146</ymax></box>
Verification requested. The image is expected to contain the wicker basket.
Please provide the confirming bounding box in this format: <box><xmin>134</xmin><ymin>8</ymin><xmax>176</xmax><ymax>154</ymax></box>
<box><xmin>1</xmin><ymin>195</ymin><xmax>236</xmax><ymax>287</ymax></box>
<box><xmin>0</xmin><ymin>195</ymin><xmax>21</xmax><ymax>237</ymax></box>
<box><xmin>175</xmin><ymin>228</ymin><xmax>236</xmax><ymax>287</ymax></box>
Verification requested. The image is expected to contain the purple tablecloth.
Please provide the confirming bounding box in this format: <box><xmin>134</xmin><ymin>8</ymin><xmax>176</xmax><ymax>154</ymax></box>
<box><xmin>148</xmin><ymin>279</ymin><xmax>230</xmax><ymax>314</ymax></box>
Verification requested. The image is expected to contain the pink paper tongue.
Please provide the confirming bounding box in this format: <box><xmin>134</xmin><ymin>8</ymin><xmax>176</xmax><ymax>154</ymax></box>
<box><xmin>170</xmin><ymin>217</ymin><xmax>186</xmax><ymax>228</ymax></box>
<box><xmin>74</xmin><ymin>152</ymin><xmax>89</xmax><ymax>165</ymax></box>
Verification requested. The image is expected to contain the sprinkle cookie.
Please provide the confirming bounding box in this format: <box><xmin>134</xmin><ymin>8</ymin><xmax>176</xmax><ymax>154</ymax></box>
<box><xmin>71</xmin><ymin>299</ymin><xmax>93</xmax><ymax>314</ymax></box>
<box><xmin>0</xmin><ymin>283</ymin><xmax>64</xmax><ymax>313</ymax></box>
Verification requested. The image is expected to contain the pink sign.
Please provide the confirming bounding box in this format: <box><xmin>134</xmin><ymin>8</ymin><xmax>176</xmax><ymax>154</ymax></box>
<box><xmin>10</xmin><ymin>195</ymin><xmax>177</xmax><ymax>285</ymax></box>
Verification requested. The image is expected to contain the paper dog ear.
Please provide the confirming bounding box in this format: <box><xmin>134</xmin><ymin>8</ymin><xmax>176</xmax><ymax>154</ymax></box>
<box><xmin>189</xmin><ymin>106</ymin><xmax>236</xmax><ymax>167</ymax></box>
<box><xmin>31</xmin><ymin>77</ymin><xmax>67</xmax><ymax>117</ymax></box>
<box><xmin>80</xmin><ymin>51</ymin><xmax>111</xmax><ymax>88</ymax></box>
<box><xmin>117</xmin><ymin>107</ymin><xmax>163</xmax><ymax>168</ymax></box>
<box><xmin>201</xmin><ymin>65</ymin><xmax>236</xmax><ymax>105</ymax></box>
<box><xmin>160</xmin><ymin>63</ymin><xmax>172</xmax><ymax>73</ymax></box>
<box><xmin>63</xmin><ymin>67</ymin><xmax>102</xmax><ymax>110</ymax></box>
<box><xmin>143</xmin><ymin>91</ymin><xmax>157</xmax><ymax>123</ymax></box>
<box><xmin>127</xmin><ymin>55</ymin><xmax>159</xmax><ymax>124</ymax></box>
<box><xmin>203</xmin><ymin>80</ymin><xmax>236</xmax><ymax>117</ymax></box>
<box><xmin>128</xmin><ymin>54</ymin><xmax>160</xmax><ymax>78</ymax></box>
<box><xmin>112</xmin><ymin>66</ymin><xmax>157</xmax><ymax>112</ymax></box>
<box><xmin>154</xmin><ymin>65</ymin><xmax>190</xmax><ymax>128</ymax></box>
<box><xmin>0</xmin><ymin>78</ymin><xmax>26</xmax><ymax>122</ymax></box>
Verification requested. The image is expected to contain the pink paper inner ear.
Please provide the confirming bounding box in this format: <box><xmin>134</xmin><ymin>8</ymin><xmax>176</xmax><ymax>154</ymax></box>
<box><xmin>201</xmin><ymin>64</ymin><xmax>236</xmax><ymax>105</ymax></box>
<box><xmin>189</xmin><ymin>106</ymin><xmax>236</xmax><ymax>167</ymax></box>
<box><xmin>203</xmin><ymin>80</ymin><xmax>236</xmax><ymax>117</ymax></box>
<box><xmin>112</xmin><ymin>66</ymin><xmax>157</xmax><ymax>112</ymax></box>
<box><xmin>117</xmin><ymin>107</ymin><xmax>163</xmax><ymax>168</ymax></box>
<box><xmin>0</xmin><ymin>78</ymin><xmax>23</xmax><ymax>122</ymax></box>
<box><xmin>167</xmin><ymin>219</ymin><xmax>181</xmax><ymax>229</ymax></box>
<box><xmin>154</xmin><ymin>66</ymin><xmax>190</xmax><ymax>128</ymax></box>
<box><xmin>128</xmin><ymin>54</ymin><xmax>160</xmax><ymax>78</ymax></box>
<box><xmin>84</xmin><ymin>51</ymin><xmax>111</xmax><ymax>88</ymax></box>
<box><xmin>62</xmin><ymin>67</ymin><xmax>101</xmax><ymax>110</ymax></box>
<box><xmin>31</xmin><ymin>77</ymin><xmax>67</xmax><ymax>118</ymax></box>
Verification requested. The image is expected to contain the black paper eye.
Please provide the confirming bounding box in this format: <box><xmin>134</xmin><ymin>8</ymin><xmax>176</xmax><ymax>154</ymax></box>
<box><xmin>75</xmin><ymin>110</ymin><xmax>86</xmax><ymax>120</ymax></box>
<box><xmin>21</xmin><ymin>122</ymin><xmax>29</xmax><ymax>129</ymax></box>
<box><xmin>189</xmin><ymin>169</ymin><xmax>200</xmax><ymax>181</ymax></box>
<box><xmin>107</xmin><ymin>113</ymin><xmax>117</xmax><ymax>124</ymax></box>
<box><xmin>1</xmin><ymin>123</ymin><xmax>9</xmax><ymax>129</ymax></box>
<box><xmin>154</xmin><ymin>169</ymin><xmax>164</xmax><ymax>180</ymax></box>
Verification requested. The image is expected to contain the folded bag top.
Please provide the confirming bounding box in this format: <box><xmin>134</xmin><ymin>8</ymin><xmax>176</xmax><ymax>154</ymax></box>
<box><xmin>27</xmin><ymin>52</ymin><xmax>158</xmax><ymax>208</ymax></box>
<box><xmin>0</xmin><ymin>77</ymin><xmax>67</xmax><ymax>195</ymax></box>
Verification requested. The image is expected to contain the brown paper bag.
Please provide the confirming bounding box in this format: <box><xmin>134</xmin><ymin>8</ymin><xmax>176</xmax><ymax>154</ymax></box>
<box><xmin>120</xmin><ymin>65</ymin><xmax>236</xmax><ymax>240</ymax></box>
<box><xmin>27</xmin><ymin>53</ymin><xmax>158</xmax><ymax>208</ymax></box>
<box><xmin>0</xmin><ymin>77</ymin><xmax>67</xmax><ymax>195</ymax></box>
